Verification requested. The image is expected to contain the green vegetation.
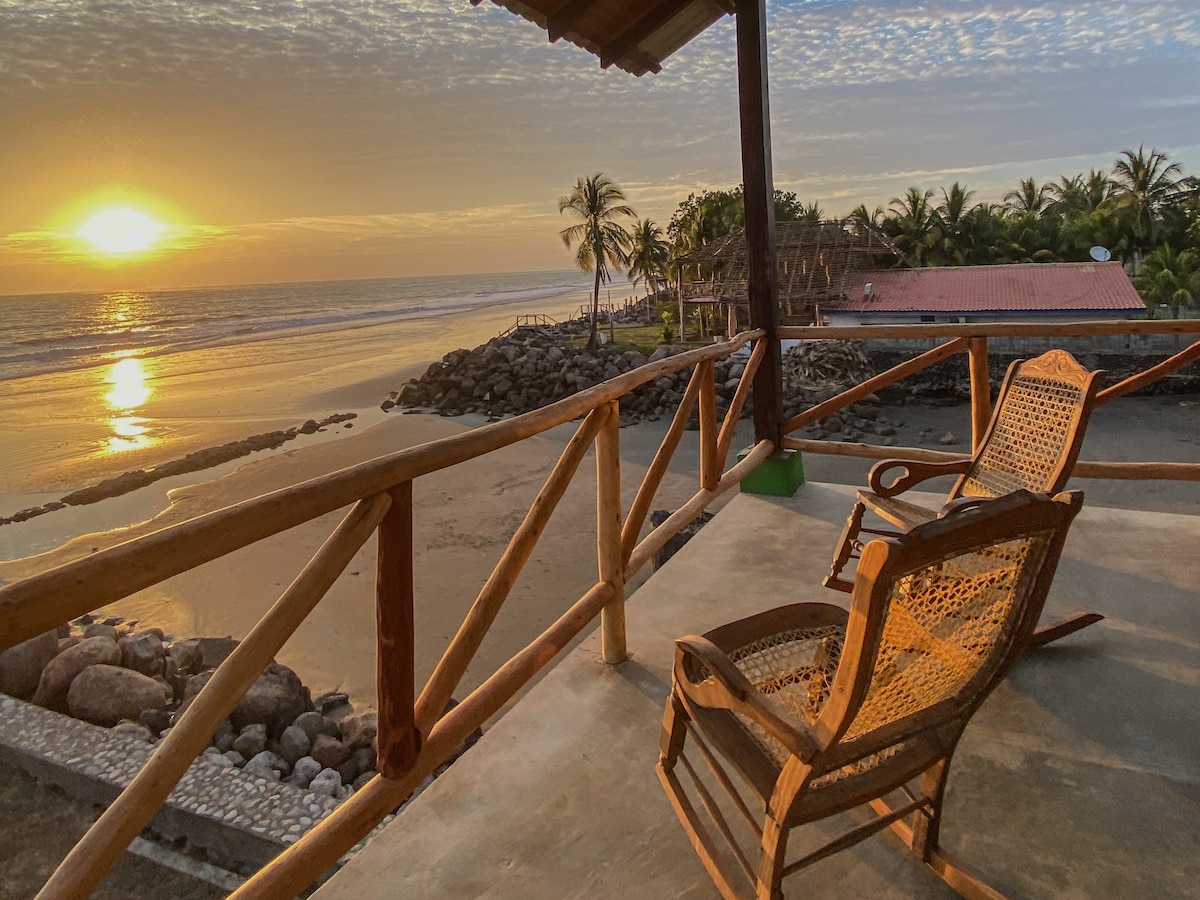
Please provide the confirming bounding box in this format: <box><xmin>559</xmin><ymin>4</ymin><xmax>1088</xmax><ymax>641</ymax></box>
<box><xmin>557</xmin><ymin>148</ymin><xmax>1199</xmax><ymax>324</ymax></box>
<box><xmin>558</xmin><ymin>173</ymin><xmax>637</xmax><ymax>351</ymax></box>
<box><xmin>656</xmin><ymin>146</ymin><xmax>1199</xmax><ymax>317</ymax></box>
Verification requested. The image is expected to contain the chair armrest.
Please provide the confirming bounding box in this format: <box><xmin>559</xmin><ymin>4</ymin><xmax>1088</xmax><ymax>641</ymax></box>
<box><xmin>936</xmin><ymin>496</ymin><xmax>994</xmax><ymax>519</ymax></box>
<box><xmin>673</xmin><ymin>636</ymin><xmax>821</xmax><ymax>762</ymax></box>
<box><xmin>867</xmin><ymin>458</ymin><xmax>972</xmax><ymax>498</ymax></box>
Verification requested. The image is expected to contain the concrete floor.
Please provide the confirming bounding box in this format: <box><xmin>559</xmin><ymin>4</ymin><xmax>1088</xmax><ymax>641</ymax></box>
<box><xmin>313</xmin><ymin>483</ymin><xmax>1200</xmax><ymax>899</ymax></box>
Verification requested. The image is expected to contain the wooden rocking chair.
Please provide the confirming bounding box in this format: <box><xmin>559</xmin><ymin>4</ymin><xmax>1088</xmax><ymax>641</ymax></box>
<box><xmin>658</xmin><ymin>489</ymin><xmax>1084</xmax><ymax>900</ymax></box>
<box><xmin>824</xmin><ymin>348</ymin><xmax>1103</xmax><ymax>646</ymax></box>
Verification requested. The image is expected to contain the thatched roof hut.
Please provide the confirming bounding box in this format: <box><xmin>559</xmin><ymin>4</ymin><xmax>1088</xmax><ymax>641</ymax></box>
<box><xmin>674</xmin><ymin>219</ymin><xmax>905</xmax><ymax>329</ymax></box>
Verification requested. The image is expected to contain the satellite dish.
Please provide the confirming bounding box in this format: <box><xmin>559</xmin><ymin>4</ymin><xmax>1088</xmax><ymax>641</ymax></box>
<box><xmin>1090</xmin><ymin>245</ymin><xmax>1112</xmax><ymax>262</ymax></box>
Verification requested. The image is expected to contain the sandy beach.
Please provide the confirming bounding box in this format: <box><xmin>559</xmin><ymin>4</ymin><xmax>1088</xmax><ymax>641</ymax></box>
<box><xmin>2</xmin><ymin>303</ymin><xmax>1198</xmax><ymax>714</ymax></box>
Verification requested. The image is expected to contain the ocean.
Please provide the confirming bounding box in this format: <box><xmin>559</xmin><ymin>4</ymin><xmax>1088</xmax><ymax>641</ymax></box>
<box><xmin>0</xmin><ymin>270</ymin><xmax>595</xmax><ymax>384</ymax></box>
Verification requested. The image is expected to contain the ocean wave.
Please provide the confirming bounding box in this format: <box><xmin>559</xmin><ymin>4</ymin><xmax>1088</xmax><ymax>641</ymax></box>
<box><xmin>0</xmin><ymin>271</ymin><xmax>592</xmax><ymax>382</ymax></box>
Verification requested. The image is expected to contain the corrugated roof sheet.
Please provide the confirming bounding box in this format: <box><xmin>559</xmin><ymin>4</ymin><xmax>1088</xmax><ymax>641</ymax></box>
<box><xmin>838</xmin><ymin>263</ymin><xmax>1145</xmax><ymax>314</ymax></box>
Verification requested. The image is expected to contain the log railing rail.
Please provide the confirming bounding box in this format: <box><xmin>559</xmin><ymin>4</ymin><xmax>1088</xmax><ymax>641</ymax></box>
<box><xmin>5</xmin><ymin>318</ymin><xmax>1200</xmax><ymax>898</ymax></box>
<box><xmin>1</xmin><ymin>330</ymin><xmax>769</xmax><ymax>900</ymax></box>
<box><xmin>778</xmin><ymin>320</ymin><xmax>1200</xmax><ymax>480</ymax></box>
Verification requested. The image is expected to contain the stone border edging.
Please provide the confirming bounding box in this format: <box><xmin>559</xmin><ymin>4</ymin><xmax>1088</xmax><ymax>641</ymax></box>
<box><xmin>0</xmin><ymin>693</ymin><xmax>350</xmax><ymax>875</ymax></box>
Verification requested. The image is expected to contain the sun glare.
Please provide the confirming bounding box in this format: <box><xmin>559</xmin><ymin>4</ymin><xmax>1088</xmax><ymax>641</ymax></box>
<box><xmin>78</xmin><ymin>207</ymin><xmax>165</xmax><ymax>255</ymax></box>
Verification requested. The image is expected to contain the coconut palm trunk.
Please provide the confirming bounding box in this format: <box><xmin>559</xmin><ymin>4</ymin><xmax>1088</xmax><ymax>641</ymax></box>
<box><xmin>558</xmin><ymin>174</ymin><xmax>636</xmax><ymax>352</ymax></box>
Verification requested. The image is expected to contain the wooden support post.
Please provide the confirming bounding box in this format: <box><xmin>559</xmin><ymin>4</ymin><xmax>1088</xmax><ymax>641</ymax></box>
<box><xmin>736</xmin><ymin>0</ymin><xmax>782</xmax><ymax>450</ymax></box>
<box><xmin>376</xmin><ymin>481</ymin><xmax>420</xmax><ymax>777</ymax></box>
<box><xmin>968</xmin><ymin>338</ymin><xmax>991</xmax><ymax>452</ymax></box>
<box><xmin>699</xmin><ymin>360</ymin><xmax>720</xmax><ymax>491</ymax></box>
<box><xmin>596</xmin><ymin>400</ymin><xmax>626</xmax><ymax>663</ymax></box>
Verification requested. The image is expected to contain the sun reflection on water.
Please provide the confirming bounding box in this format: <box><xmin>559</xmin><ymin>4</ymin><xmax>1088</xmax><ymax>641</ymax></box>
<box><xmin>104</xmin><ymin>356</ymin><xmax>158</xmax><ymax>452</ymax></box>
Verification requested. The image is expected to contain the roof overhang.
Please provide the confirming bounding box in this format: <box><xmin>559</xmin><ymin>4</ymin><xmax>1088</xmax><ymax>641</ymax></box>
<box><xmin>471</xmin><ymin>0</ymin><xmax>735</xmax><ymax>76</ymax></box>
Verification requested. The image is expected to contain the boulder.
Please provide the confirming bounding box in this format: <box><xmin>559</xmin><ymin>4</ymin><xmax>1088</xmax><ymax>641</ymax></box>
<box><xmin>33</xmin><ymin>636</ymin><xmax>120</xmax><ymax>712</ymax></box>
<box><xmin>310</xmin><ymin>734</ymin><xmax>351</xmax><ymax>770</ymax></box>
<box><xmin>290</xmin><ymin>756</ymin><xmax>322</xmax><ymax>788</ymax></box>
<box><xmin>67</xmin><ymin>664</ymin><xmax>167</xmax><ymax>726</ymax></box>
<box><xmin>338</xmin><ymin>711</ymin><xmax>378</xmax><ymax>750</ymax></box>
<box><xmin>139</xmin><ymin>708</ymin><xmax>171</xmax><ymax>735</ymax></box>
<box><xmin>279</xmin><ymin>725</ymin><xmax>312</xmax><ymax>765</ymax></box>
<box><xmin>119</xmin><ymin>631</ymin><xmax>164</xmax><ymax>676</ymax></box>
<box><xmin>231</xmin><ymin>663</ymin><xmax>309</xmax><ymax>734</ymax></box>
<box><xmin>233</xmin><ymin>723</ymin><xmax>268</xmax><ymax>760</ymax></box>
<box><xmin>0</xmin><ymin>629</ymin><xmax>59</xmax><ymax>700</ymax></box>
<box><xmin>309</xmin><ymin>768</ymin><xmax>341</xmax><ymax>797</ymax></box>
<box><xmin>83</xmin><ymin>623</ymin><xmax>119</xmax><ymax>641</ymax></box>
<box><xmin>293</xmin><ymin>710</ymin><xmax>339</xmax><ymax>741</ymax></box>
<box><xmin>196</xmin><ymin>636</ymin><xmax>238</xmax><ymax>670</ymax></box>
<box><xmin>168</xmin><ymin>638</ymin><xmax>202</xmax><ymax>675</ymax></box>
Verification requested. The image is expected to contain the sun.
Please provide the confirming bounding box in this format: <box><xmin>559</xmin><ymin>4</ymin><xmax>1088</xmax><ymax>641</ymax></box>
<box><xmin>78</xmin><ymin>207</ymin><xmax>166</xmax><ymax>255</ymax></box>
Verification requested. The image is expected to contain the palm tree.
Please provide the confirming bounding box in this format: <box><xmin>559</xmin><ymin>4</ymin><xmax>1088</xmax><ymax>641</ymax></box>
<box><xmin>1135</xmin><ymin>244</ymin><xmax>1198</xmax><ymax>318</ymax></box>
<box><xmin>849</xmin><ymin>204</ymin><xmax>885</xmax><ymax>229</ymax></box>
<box><xmin>627</xmin><ymin>218</ymin><xmax>671</xmax><ymax>320</ymax></box>
<box><xmin>1083</xmin><ymin>169</ymin><xmax>1116</xmax><ymax>212</ymax></box>
<box><xmin>797</xmin><ymin>201</ymin><xmax>824</xmax><ymax>222</ymax></box>
<box><xmin>1004</xmin><ymin>178</ymin><xmax>1052</xmax><ymax>217</ymax></box>
<box><xmin>558</xmin><ymin>173</ymin><xmax>636</xmax><ymax>350</ymax></box>
<box><xmin>931</xmin><ymin>182</ymin><xmax>976</xmax><ymax>264</ymax></box>
<box><xmin>1046</xmin><ymin>174</ymin><xmax>1086</xmax><ymax>218</ymax></box>
<box><xmin>885</xmin><ymin>187</ymin><xmax>937</xmax><ymax>265</ymax></box>
<box><xmin>1111</xmin><ymin>146</ymin><xmax>1184</xmax><ymax>257</ymax></box>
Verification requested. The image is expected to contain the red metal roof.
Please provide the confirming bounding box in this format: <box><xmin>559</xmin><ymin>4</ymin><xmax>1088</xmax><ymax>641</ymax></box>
<box><xmin>839</xmin><ymin>263</ymin><xmax>1145</xmax><ymax>315</ymax></box>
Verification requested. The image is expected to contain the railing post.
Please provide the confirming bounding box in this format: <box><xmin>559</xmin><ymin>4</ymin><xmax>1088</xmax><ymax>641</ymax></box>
<box><xmin>376</xmin><ymin>481</ymin><xmax>420</xmax><ymax>776</ymax></box>
<box><xmin>596</xmin><ymin>400</ymin><xmax>626</xmax><ymax>664</ymax></box>
<box><xmin>699</xmin><ymin>360</ymin><xmax>719</xmax><ymax>491</ymax></box>
<box><xmin>968</xmin><ymin>338</ymin><xmax>991</xmax><ymax>451</ymax></box>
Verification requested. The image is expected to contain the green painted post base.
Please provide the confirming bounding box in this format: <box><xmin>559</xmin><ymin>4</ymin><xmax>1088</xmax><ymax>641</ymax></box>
<box><xmin>737</xmin><ymin>448</ymin><xmax>805</xmax><ymax>496</ymax></box>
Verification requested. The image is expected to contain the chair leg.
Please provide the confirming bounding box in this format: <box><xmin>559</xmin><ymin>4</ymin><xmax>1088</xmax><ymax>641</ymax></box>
<box><xmin>755</xmin><ymin>816</ymin><xmax>788</xmax><ymax>900</ymax></box>
<box><xmin>908</xmin><ymin>759</ymin><xmax>949</xmax><ymax>860</ymax></box>
<box><xmin>660</xmin><ymin>691</ymin><xmax>688</xmax><ymax>768</ymax></box>
<box><xmin>909</xmin><ymin>760</ymin><xmax>1008</xmax><ymax>900</ymax></box>
<box><xmin>824</xmin><ymin>501</ymin><xmax>866</xmax><ymax>593</ymax></box>
<box><xmin>1028</xmin><ymin>611</ymin><xmax>1104</xmax><ymax>647</ymax></box>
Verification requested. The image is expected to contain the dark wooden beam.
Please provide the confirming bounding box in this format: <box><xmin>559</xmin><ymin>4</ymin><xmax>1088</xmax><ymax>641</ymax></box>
<box><xmin>547</xmin><ymin>0</ymin><xmax>594</xmax><ymax>42</ymax></box>
<box><xmin>735</xmin><ymin>0</ymin><xmax>782</xmax><ymax>448</ymax></box>
<box><xmin>599</xmin><ymin>0</ymin><xmax>691</xmax><ymax>69</ymax></box>
<box><xmin>376</xmin><ymin>481</ymin><xmax>420</xmax><ymax>777</ymax></box>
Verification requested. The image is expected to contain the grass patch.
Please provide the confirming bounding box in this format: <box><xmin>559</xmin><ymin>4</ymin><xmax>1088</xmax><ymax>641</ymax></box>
<box><xmin>566</xmin><ymin>323</ymin><xmax>710</xmax><ymax>355</ymax></box>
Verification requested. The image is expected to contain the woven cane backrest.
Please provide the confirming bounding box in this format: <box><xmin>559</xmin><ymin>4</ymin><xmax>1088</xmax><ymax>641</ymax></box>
<box><xmin>842</xmin><ymin>528</ymin><xmax>1056</xmax><ymax>743</ymax></box>
<box><xmin>955</xmin><ymin>350</ymin><xmax>1099</xmax><ymax>500</ymax></box>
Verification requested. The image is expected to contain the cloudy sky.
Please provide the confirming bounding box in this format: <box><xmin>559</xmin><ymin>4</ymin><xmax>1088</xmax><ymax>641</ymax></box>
<box><xmin>1</xmin><ymin>0</ymin><xmax>1197</xmax><ymax>294</ymax></box>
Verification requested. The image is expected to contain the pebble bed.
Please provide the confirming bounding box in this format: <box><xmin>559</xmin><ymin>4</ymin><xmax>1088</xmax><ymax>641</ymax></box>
<box><xmin>0</xmin><ymin>693</ymin><xmax>393</xmax><ymax>875</ymax></box>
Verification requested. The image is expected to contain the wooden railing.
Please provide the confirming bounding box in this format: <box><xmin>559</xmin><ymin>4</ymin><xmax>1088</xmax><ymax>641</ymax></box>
<box><xmin>777</xmin><ymin>320</ymin><xmax>1200</xmax><ymax>480</ymax></box>
<box><xmin>498</xmin><ymin>312</ymin><xmax>563</xmax><ymax>337</ymax></box>
<box><xmin>5</xmin><ymin>318</ymin><xmax>1200</xmax><ymax>898</ymax></box>
<box><xmin>0</xmin><ymin>330</ymin><xmax>769</xmax><ymax>900</ymax></box>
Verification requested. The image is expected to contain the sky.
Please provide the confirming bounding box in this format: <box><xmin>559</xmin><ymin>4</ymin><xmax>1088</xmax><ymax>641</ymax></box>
<box><xmin>1</xmin><ymin>0</ymin><xmax>1198</xmax><ymax>295</ymax></box>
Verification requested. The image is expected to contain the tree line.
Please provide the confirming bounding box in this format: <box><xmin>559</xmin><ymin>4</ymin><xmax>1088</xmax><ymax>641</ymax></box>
<box><xmin>558</xmin><ymin>147</ymin><xmax>1200</xmax><ymax>346</ymax></box>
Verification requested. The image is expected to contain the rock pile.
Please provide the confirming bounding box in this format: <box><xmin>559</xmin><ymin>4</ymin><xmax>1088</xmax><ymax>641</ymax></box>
<box><xmin>384</xmin><ymin>329</ymin><xmax>754</xmax><ymax>425</ymax></box>
<box><xmin>0</xmin><ymin>617</ymin><xmax>480</xmax><ymax>804</ymax></box>
<box><xmin>783</xmin><ymin>340</ymin><xmax>875</xmax><ymax>390</ymax></box>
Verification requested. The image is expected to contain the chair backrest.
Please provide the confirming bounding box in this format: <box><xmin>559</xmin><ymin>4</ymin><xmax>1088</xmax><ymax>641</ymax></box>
<box><xmin>951</xmin><ymin>350</ymin><xmax>1103</xmax><ymax>501</ymax></box>
<box><xmin>816</xmin><ymin>490</ymin><xmax>1083</xmax><ymax>761</ymax></box>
